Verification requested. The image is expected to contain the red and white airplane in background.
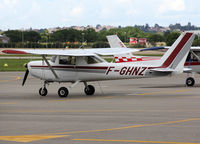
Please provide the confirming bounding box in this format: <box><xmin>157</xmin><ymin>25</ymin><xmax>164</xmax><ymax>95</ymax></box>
<box><xmin>107</xmin><ymin>32</ymin><xmax>200</xmax><ymax>87</ymax></box>
<box><xmin>2</xmin><ymin>31</ymin><xmax>197</xmax><ymax>97</ymax></box>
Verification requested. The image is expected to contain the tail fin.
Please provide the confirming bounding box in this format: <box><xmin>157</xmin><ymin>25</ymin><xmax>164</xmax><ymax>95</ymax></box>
<box><xmin>154</xmin><ymin>32</ymin><xmax>196</xmax><ymax>73</ymax></box>
<box><xmin>106</xmin><ymin>35</ymin><xmax>127</xmax><ymax>48</ymax></box>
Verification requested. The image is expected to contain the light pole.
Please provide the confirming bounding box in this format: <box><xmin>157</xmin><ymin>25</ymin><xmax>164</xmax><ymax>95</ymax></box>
<box><xmin>124</xmin><ymin>32</ymin><xmax>127</xmax><ymax>43</ymax></box>
<box><xmin>82</xmin><ymin>32</ymin><xmax>85</xmax><ymax>45</ymax></box>
<box><xmin>22</xmin><ymin>28</ymin><xmax>24</xmax><ymax>48</ymax></box>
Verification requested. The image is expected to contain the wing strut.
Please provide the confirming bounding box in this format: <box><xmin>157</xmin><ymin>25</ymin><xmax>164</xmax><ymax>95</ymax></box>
<box><xmin>42</xmin><ymin>55</ymin><xmax>59</xmax><ymax>79</ymax></box>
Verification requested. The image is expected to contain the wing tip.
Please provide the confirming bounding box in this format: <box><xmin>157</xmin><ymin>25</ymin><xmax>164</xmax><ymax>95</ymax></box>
<box><xmin>2</xmin><ymin>49</ymin><xmax>28</xmax><ymax>54</ymax></box>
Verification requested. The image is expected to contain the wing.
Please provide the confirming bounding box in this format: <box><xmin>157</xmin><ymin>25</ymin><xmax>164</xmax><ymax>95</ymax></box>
<box><xmin>141</xmin><ymin>46</ymin><xmax>200</xmax><ymax>51</ymax></box>
<box><xmin>2</xmin><ymin>48</ymin><xmax>139</xmax><ymax>56</ymax></box>
<box><xmin>140</xmin><ymin>46</ymin><xmax>166</xmax><ymax>51</ymax></box>
<box><xmin>190</xmin><ymin>47</ymin><xmax>200</xmax><ymax>51</ymax></box>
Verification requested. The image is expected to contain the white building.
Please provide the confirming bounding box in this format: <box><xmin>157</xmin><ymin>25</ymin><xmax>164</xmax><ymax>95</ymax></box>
<box><xmin>0</xmin><ymin>35</ymin><xmax>10</xmax><ymax>43</ymax></box>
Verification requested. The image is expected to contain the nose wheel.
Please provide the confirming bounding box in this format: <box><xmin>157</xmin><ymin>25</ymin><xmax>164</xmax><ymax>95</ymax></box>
<box><xmin>39</xmin><ymin>81</ymin><xmax>49</xmax><ymax>96</ymax></box>
<box><xmin>39</xmin><ymin>87</ymin><xmax>48</xmax><ymax>96</ymax></box>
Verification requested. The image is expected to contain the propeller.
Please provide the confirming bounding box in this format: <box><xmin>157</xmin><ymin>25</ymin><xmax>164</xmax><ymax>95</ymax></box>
<box><xmin>22</xmin><ymin>63</ymin><xmax>29</xmax><ymax>86</ymax></box>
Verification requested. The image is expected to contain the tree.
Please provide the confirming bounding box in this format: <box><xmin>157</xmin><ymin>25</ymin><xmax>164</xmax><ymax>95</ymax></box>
<box><xmin>148</xmin><ymin>33</ymin><xmax>164</xmax><ymax>44</ymax></box>
<box><xmin>50</xmin><ymin>29</ymin><xmax>82</xmax><ymax>42</ymax></box>
<box><xmin>92</xmin><ymin>41</ymin><xmax>109</xmax><ymax>48</ymax></box>
<box><xmin>3</xmin><ymin>30</ymin><xmax>41</xmax><ymax>43</ymax></box>
<box><xmin>3</xmin><ymin>30</ymin><xmax>21</xmax><ymax>42</ymax></box>
<box><xmin>24</xmin><ymin>31</ymin><xmax>41</xmax><ymax>42</ymax></box>
<box><xmin>193</xmin><ymin>37</ymin><xmax>200</xmax><ymax>46</ymax></box>
<box><xmin>82</xmin><ymin>28</ymin><xmax>98</xmax><ymax>42</ymax></box>
<box><xmin>40</xmin><ymin>29</ymin><xmax>49</xmax><ymax>42</ymax></box>
<box><xmin>165</xmin><ymin>31</ymin><xmax>181</xmax><ymax>46</ymax></box>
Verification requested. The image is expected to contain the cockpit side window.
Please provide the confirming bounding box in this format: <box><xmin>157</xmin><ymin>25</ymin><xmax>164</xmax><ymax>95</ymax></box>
<box><xmin>50</xmin><ymin>56</ymin><xmax>57</xmax><ymax>63</ymax></box>
<box><xmin>59</xmin><ymin>56</ymin><xmax>76</xmax><ymax>65</ymax></box>
<box><xmin>85</xmin><ymin>56</ymin><xmax>103</xmax><ymax>64</ymax></box>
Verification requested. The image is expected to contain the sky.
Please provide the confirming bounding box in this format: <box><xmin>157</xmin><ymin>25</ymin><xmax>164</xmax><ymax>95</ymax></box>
<box><xmin>0</xmin><ymin>0</ymin><xmax>200</xmax><ymax>30</ymax></box>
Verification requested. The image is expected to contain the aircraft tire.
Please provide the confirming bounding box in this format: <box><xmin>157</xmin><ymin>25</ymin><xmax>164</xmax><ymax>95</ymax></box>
<box><xmin>84</xmin><ymin>85</ymin><xmax>95</xmax><ymax>95</ymax></box>
<box><xmin>39</xmin><ymin>87</ymin><xmax>48</xmax><ymax>96</ymax></box>
<box><xmin>186</xmin><ymin>77</ymin><xmax>195</xmax><ymax>87</ymax></box>
<box><xmin>58</xmin><ymin>87</ymin><xmax>69</xmax><ymax>98</ymax></box>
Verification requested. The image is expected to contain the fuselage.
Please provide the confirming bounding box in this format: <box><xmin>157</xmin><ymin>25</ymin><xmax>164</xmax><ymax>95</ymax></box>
<box><xmin>27</xmin><ymin>56</ymin><xmax>171</xmax><ymax>83</ymax></box>
<box><xmin>115</xmin><ymin>56</ymin><xmax>200</xmax><ymax>74</ymax></box>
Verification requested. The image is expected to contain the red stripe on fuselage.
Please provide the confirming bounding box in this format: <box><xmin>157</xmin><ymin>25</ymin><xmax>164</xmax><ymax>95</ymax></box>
<box><xmin>30</xmin><ymin>65</ymin><xmax>108</xmax><ymax>70</ymax></box>
<box><xmin>184</xmin><ymin>62</ymin><xmax>200</xmax><ymax>66</ymax></box>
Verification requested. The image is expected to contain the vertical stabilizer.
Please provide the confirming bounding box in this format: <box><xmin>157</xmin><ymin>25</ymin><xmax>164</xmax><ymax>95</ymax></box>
<box><xmin>156</xmin><ymin>32</ymin><xmax>196</xmax><ymax>73</ymax></box>
<box><xmin>106</xmin><ymin>35</ymin><xmax>127</xmax><ymax>48</ymax></box>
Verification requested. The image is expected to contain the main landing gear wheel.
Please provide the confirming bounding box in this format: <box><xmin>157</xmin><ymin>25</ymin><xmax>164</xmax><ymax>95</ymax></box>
<box><xmin>39</xmin><ymin>87</ymin><xmax>48</xmax><ymax>96</ymax></box>
<box><xmin>58</xmin><ymin>87</ymin><xmax>69</xmax><ymax>98</ymax></box>
<box><xmin>84</xmin><ymin>85</ymin><xmax>95</xmax><ymax>95</ymax></box>
<box><xmin>186</xmin><ymin>77</ymin><xmax>195</xmax><ymax>87</ymax></box>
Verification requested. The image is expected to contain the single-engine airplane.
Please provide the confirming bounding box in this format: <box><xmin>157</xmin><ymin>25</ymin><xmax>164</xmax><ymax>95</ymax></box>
<box><xmin>107</xmin><ymin>33</ymin><xmax>200</xmax><ymax>87</ymax></box>
<box><xmin>2</xmin><ymin>31</ymin><xmax>197</xmax><ymax>97</ymax></box>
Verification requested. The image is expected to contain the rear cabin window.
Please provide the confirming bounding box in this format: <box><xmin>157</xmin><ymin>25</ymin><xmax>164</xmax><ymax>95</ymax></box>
<box><xmin>85</xmin><ymin>56</ymin><xmax>103</xmax><ymax>64</ymax></box>
<box><xmin>186</xmin><ymin>52</ymin><xmax>200</xmax><ymax>62</ymax></box>
<box><xmin>59</xmin><ymin>56</ymin><xmax>76</xmax><ymax>65</ymax></box>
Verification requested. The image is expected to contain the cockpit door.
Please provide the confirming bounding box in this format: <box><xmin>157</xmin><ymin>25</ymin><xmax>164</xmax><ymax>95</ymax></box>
<box><xmin>56</xmin><ymin>56</ymin><xmax>77</xmax><ymax>81</ymax></box>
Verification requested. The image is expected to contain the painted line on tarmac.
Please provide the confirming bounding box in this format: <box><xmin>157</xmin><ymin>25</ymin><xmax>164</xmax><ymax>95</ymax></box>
<box><xmin>48</xmin><ymin>118</ymin><xmax>200</xmax><ymax>135</ymax></box>
<box><xmin>72</xmin><ymin>138</ymin><xmax>200</xmax><ymax>144</ymax></box>
<box><xmin>0</xmin><ymin>76</ymin><xmax>21</xmax><ymax>83</ymax></box>
<box><xmin>1</xmin><ymin>109</ymin><xmax>200</xmax><ymax>113</ymax></box>
<box><xmin>0</xmin><ymin>135</ymin><xmax>69</xmax><ymax>143</ymax></box>
<box><xmin>1</xmin><ymin>118</ymin><xmax>200</xmax><ymax>143</ymax></box>
<box><xmin>0</xmin><ymin>109</ymin><xmax>145</xmax><ymax>113</ymax></box>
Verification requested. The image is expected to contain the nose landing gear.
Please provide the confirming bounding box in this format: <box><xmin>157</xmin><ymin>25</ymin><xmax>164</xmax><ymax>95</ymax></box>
<box><xmin>39</xmin><ymin>87</ymin><xmax>48</xmax><ymax>96</ymax></box>
<box><xmin>39</xmin><ymin>81</ymin><xmax>49</xmax><ymax>96</ymax></box>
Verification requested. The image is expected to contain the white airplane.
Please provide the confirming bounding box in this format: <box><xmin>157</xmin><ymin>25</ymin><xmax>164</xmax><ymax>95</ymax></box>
<box><xmin>2</xmin><ymin>31</ymin><xmax>197</xmax><ymax>97</ymax></box>
<box><xmin>107</xmin><ymin>33</ymin><xmax>200</xmax><ymax>87</ymax></box>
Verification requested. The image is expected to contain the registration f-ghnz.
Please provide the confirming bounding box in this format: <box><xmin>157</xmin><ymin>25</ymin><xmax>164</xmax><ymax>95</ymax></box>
<box><xmin>2</xmin><ymin>32</ymin><xmax>198</xmax><ymax>97</ymax></box>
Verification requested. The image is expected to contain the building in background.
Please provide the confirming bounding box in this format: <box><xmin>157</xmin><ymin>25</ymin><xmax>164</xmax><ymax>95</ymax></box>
<box><xmin>130</xmin><ymin>37</ymin><xmax>147</xmax><ymax>45</ymax></box>
<box><xmin>0</xmin><ymin>35</ymin><xmax>10</xmax><ymax>43</ymax></box>
<box><xmin>129</xmin><ymin>37</ymin><xmax>137</xmax><ymax>44</ymax></box>
<box><xmin>139</xmin><ymin>38</ymin><xmax>147</xmax><ymax>45</ymax></box>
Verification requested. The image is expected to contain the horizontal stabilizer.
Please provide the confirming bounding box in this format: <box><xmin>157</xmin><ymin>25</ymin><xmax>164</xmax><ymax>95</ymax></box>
<box><xmin>183</xmin><ymin>67</ymin><xmax>193</xmax><ymax>73</ymax></box>
<box><xmin>150</xmin><ymin>68</ymin><xmax>177</xmax><ymax>72</ymax></box>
